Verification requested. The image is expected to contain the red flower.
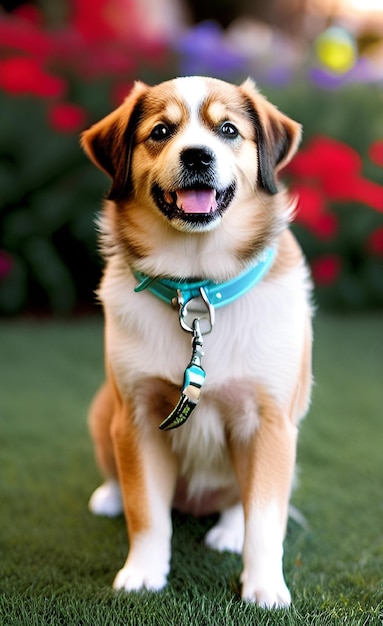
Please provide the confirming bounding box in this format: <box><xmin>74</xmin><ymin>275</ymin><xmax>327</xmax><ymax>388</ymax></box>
<box><xmin>367</xmin><ymin>227</ymin><xmax>383</xmax><ymax>256</ymax></box>
<box><xmin>314</xmin><ymin>213</ymin><xmax>339</xmax><ymax>239</ymax></box>
<box><xmin>0</xmin><ymin>0</ymin><xmax>164</xmax><ymax>82</ymax></box>
<box><xmin>0</xmin><ymin>250</ymin><xmax>13</xmax><ymax>279</ymax></box>
<box><xmin>13</xmin><ymin>4</ymin><xmax>44</xmax><ymax>26</ymax></box>
<box><xmin>369</xmin><ymin>140</ymin><xmax>383</xmax><ymax>167</ymax></box>
<box><xmin>0</xmin><ymin>11</ymin><xmax>53</xmax><ymax>59</ymax></box>
<box><xmin>112</xmin><ymin>81</ymin><xmax>134</xmax><ymax>106</ymax></box>
<box><xmin>66</xmin><ymin>0</ymin><xmax>165</xmax><ymax>77</ymax></box>
<box><xmin>71</xmin><ymin>0</ymin><xmax>151</xmax><ymax>43</ymax></box>
<box><xmin>71</xmin><ymin>0</ymin><xmax>119</xmax><ymax>42</ymax></box>
<box><xmin>311</xmin><ymin>254</ymin><xmax>342</xmax><ymax>286</ymax></box>
<box><xmin>288</xmin><ymin>136</ymin><xmax>383</xmax><ymax>212</ymax></box>
<box><xmin>0</xmin><ymin>57</ymin><xmax>66</xmax><ymax>97</ymax></box>
<box><xmin>292</xmin><ymin>185</ymin><xmax>339</xmax><ymax>239</ymax></box>
<box><xmin>48</xmin><ymin>102</ymin><xmax>87</xmax><ymax>132</ymax></box>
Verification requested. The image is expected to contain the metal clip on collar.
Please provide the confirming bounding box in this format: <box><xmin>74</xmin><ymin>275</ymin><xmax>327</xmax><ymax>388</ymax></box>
<box><xmin>159</xmin><ymin>318</ymin><xmax>206</xmax><ymax>430</ymax></box>
<box><xmin>176</xmin><ymin>286</ymin><xmax>215</xmax><ymax>335</ymax></box>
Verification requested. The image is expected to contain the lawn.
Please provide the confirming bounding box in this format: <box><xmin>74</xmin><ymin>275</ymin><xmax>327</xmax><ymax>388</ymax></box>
<box><xmin>0</xmin><ymin>314</ymin><xmax>382</xmax><ymax>625</ymax></box>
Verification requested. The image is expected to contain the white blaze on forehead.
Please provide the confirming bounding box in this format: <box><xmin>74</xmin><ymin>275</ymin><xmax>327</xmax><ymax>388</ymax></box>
<box><xmin>171</xmin><ymin>76</ymin><xmax>235</xmax><ymax>192</ymax></box>
<box><xmin>174</xmin><ymin>76</ymin><xmax>208</xmax><ymax>120</ymax></box>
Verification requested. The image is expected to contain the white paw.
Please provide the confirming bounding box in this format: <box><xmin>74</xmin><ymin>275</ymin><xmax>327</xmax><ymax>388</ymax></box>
<box><xmin>241</xmin><ymin>572</ymin><xmax>291</xmax><ymax>609</ymax></box>
<box><xmin>113</xmin><ymin>531</ymin><xmax>171</xmax><ymax>593</ymax></box>
<box><xmin>205</xmin><ymin>524</ymin><xmax>243</xmax><ymax>554</ymax></box>
<box><xmin>205</xmin><ymin>504</ymin><xmax>244</xmax><ymax>554</ymax></box>
<box><xmin>113</xmin><ymin>563</ymin><xmax>168</xmax><ymax>592</ymax></box>
<box><xmin>88</xmin><ymin>480</ymin><xmax>123</xmax><ymax>517</ymax></box>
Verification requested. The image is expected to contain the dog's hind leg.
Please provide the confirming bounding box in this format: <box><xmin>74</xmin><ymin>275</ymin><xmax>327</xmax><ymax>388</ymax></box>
<box><xmin>88</xmin><ymin>380</ymin><xmax>123</xmax><ymax>517</ymax></box>
<box><xmin>205</xmin><ymin>503</ymin><xmax>244</xmax><ymax>554</ymax></box>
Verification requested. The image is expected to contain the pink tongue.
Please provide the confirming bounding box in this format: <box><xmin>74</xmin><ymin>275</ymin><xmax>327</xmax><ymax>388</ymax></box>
<box><xmin>176</xmin><ymin>189</ymin><xmax>217</xmax><ymax>214</ymax></box>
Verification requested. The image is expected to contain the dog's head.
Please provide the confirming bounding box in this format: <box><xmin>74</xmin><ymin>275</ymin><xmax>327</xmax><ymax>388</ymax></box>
<box><xmin>81</xmin><ymin>77</ymin><xmax>301</xmax><ymax>236</ymax></box>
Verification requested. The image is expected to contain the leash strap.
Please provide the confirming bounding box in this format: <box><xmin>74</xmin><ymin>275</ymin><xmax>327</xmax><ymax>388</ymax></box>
<box><xmin>159</xmin><ymin>319</ymin><xmax>205</xmax><ymax>430</ymax></box>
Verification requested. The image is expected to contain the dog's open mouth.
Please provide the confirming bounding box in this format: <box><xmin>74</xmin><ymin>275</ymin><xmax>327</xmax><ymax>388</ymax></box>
<box><xmin>152</xmin><ymin>183</ymin><xmax>236</xmax><ymax>227</ymax></box>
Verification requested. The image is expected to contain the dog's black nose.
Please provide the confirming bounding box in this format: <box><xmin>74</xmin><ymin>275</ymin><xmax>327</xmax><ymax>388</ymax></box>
<box><xmin>181</xmin><ymin>147</ymin><xmax>214</xmax><ymax>170</ymax></box>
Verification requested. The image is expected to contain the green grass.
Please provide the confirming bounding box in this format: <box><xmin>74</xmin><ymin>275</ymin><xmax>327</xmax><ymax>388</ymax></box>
<box><xmin>0</xmin><ymin>314</ymin><xmax>382</xmax><ymax>625</ymax></box>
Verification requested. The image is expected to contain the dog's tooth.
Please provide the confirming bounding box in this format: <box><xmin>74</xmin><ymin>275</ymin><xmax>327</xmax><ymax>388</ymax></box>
<box><xmin>211</xmin><ymin>190</ymin><xmax>217</xmax><ymax>211</ymax></box>
<box><xmin>175</xmin><ymin>191</ymin><xmax>181</xmax><ymax>209</ymax></box>
<box><xmin>165</xmin><ymin>192</ymin><xmax>173</xmax><ymax>204</ymax></box>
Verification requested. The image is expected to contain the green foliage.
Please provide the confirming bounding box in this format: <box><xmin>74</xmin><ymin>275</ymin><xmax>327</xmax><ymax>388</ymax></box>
<box><xmin>267</xmin><ymin>83</ymin><xmax>383</xmax><ymax>310</ymax></box>
<box><xmin>1</xmin><ymin>6</ymin><xmax>383</xmax><ymax>315</ymax></box>
<box><xmin>1</xmin><ymin>79</ymin><xmax>382</xmax><ymax>314</ymax></box>
<box><xmin>0</xmin><ymin>92</ymin><xmax>108</xmax><ymax>313</ymax></box>
<box><xmin>0</xmin><ymin>5</ymin><xmax>382</xmax><ymax>313</ymax></box>
<box><xmin>266</xmin><ymin>82</ymin><xmax>383</xmax><ymax>154</ymax></box>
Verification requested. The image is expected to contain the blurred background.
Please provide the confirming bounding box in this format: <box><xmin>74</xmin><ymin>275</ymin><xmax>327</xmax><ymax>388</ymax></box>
<box><xmin>0</xmin><ymin>0</ymin><xmax>382</xmax><ymax>316</ymax></box>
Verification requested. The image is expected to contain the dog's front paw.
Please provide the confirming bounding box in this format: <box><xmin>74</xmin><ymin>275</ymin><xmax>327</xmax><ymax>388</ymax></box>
<box><xmin>88</xmin><ymin>480</ymin><xmax>123</xmax><ymax>517</ymax></box>
<box><xmin>113</xmin><ymin>537</ymin><xmax>171</xmax><ymax>593</ymax></box>
<box><xmin>241</xmin><ymin>571</ymin><xmax>291</xmax><ymax>609</ymax></box>
<box><xmin>113</xmin><ymin>562</ymin><xmax>168</xmax><ymax>592</ymax></box>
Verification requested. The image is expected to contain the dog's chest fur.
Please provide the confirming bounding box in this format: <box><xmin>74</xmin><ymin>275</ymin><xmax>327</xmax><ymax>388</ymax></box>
<box><xmin>100</xmin><ymin>244</ymin><xmax>310</xmax><ymax>500</ymax></box>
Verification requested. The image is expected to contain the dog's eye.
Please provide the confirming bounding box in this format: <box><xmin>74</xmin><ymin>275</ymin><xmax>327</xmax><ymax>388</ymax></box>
<box><xmin>219</xmin><ymin>122</ymin><xmax>239</xmax><ymax>139</ymax></box>
<box><xmin>150</xmin><ymin>123</ymin><xmax>171</xmax><ymax>141</ymax></box>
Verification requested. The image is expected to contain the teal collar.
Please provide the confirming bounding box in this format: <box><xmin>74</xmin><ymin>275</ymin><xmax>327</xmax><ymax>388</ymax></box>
<box><xmin>133</xmin><ymin>247</ymin><xmax>276</xmax><ymax>309</ymax></box>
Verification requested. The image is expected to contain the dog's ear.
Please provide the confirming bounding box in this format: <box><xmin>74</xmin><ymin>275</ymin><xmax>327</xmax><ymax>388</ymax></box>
<box><xmin>81</xmin><ymin>81</ymin><xmax>148</xmax><ymax>200</ymax></box>
<box><xmin>239</xmin><ymin>78</ymin><xmax>302</xmax><ymax>194</ymax></box>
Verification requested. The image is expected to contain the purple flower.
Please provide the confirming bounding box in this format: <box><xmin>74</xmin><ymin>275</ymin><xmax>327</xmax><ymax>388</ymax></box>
<box><xmin>309</xmin><ymin>66</ymin><xmax>346</xmax><ymax>89</ymax></box>
<box><xmin>174</xmin><ymin>21</ymin><xmax>247</xmax><ymax>78</ymax></box>
<box><xmin>310</xmin><ymin>57</ymin><xmax>381</xmax><ymax>89</ymax></box>
<box><xmin>264</xmin><ymin>65</ymin><xmax>293</xmax><ymax>87</ymax></box>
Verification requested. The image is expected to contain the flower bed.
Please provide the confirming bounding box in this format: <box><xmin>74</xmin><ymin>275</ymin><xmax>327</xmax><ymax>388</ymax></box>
<box><xmin>0</xmin><ymin>1</ymin><xmax>382</xmax><ymax>313</ymax></box>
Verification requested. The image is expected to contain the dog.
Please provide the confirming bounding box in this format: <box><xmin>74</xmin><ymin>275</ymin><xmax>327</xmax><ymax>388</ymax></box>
<box><xmin>81</xmin><ymin>76</ymin><xmax>312</xmax><ymax>609</ymax></box>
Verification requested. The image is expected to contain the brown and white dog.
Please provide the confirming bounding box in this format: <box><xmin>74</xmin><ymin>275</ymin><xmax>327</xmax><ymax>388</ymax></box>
<box><xmin>81</xmin><ymin>76</ymin><xmax>312</xmax><ymax>609</ymax></box>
